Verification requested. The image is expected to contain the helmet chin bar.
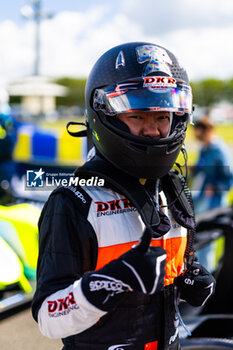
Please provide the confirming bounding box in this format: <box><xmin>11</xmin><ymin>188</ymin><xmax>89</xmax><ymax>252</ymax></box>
<box><xmin>90</xmin><ymin>110</ymin><xmax>187</xmax><ymax>179</ymax></box>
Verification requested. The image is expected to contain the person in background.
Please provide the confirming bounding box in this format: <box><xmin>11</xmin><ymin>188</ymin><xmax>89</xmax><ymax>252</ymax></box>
<box><xmin>0</xmin><ymin>88</ymin><xmax>17</xmax><ymax>203</ymax></box>
<box><xmin>192</xmin><ymin>116</ymin><xmax>233</xmax><ymax>213</ymax></box>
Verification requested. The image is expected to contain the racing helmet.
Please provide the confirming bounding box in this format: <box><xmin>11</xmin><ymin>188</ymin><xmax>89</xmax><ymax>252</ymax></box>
<box><xmin>85</xmin><ymin>42</ymin><xmax>193</xmax><ymax>179</ymax></box>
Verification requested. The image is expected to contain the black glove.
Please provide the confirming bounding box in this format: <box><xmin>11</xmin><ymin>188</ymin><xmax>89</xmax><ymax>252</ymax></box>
<box><xmin>174</xmin><ymin>261</ymin><xmax>216</xmax><ymax>307</ymax></box>
<box><xmin>81</xmin><ymin>245</ymin><xmax>167</xmax><ymax>311</ymax></box>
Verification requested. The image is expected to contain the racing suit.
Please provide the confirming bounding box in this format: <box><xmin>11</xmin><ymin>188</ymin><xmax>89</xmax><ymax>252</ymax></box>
<box><xmin>32</xmin><ymin>158</ymin><xmax>195</xmax><ymax>350</ymax></box>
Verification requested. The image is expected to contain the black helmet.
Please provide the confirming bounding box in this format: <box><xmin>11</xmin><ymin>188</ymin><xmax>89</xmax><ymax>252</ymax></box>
<box><xmin>85</xmin><ymin>42</ymin><xmax>192</xmax><ymax>179</ymax></box>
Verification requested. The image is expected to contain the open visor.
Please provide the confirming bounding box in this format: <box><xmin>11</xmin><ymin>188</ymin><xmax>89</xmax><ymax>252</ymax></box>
<box><xmin>93</xmin><ymin>77</ymin><xmax>192</xmax><ymax>116</ymax></box>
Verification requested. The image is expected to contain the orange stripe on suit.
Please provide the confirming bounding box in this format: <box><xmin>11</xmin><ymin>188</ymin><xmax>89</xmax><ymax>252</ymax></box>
<box><xmin>95</xmin><ymin>236</ymin><xmax>187</xmax><ymax>285</ymax></box>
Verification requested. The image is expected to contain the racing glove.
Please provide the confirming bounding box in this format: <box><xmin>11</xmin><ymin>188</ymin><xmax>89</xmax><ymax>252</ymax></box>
<box><xmin>81</xmin><ymin>245</ymin><xmax>167</xmax><ymax>311</ymax></box>
<box><xmin>174</xmin><ymin>261</ymin><xmax>216</xmax><ymax>307</ymax></box>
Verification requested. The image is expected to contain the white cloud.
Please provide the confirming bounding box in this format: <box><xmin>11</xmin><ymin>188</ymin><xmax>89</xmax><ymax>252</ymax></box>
<box><xmin>0</xmin><ymin>20</ymin><xmax>34</xmax><ymax>84</ymax></box>
<box><xmin>41</xmin><ymin>7</ymin><xmax>145</xmax><ymax>78</ymax></box>
<box><xmin>0</xmin><ymin>3</ymin><xmax>233</xmax><ymax>86</ymax></box>
<box><xmin>156</xmin><ymin>26</ymin><xmax>233</xmax><ymax>80</ymax></box>
<box><xmin>121</xmin><ymin>0</ymin><xmax>233</xmax><ymax>34</ymax></box>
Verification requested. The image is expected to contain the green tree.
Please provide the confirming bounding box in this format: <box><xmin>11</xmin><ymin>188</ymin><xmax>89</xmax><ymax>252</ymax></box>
<box><xmin>53</xmin><ymin>76</ymin><xmax>233</xmax><ymax>108</ymax></box>
<box><xmin>224</xmin><ymin>78</ymin><xmax>233</xmax><ymax>104</ymax></box>
<box><xmin>191</xmin><ymin>79</ymin><xmax>226</xmax><ymax>107</ymax></box>
<box><xmin>54</xmin><ymin>77</ymin><xmax>86</xmax><ymax>107</ymax></box>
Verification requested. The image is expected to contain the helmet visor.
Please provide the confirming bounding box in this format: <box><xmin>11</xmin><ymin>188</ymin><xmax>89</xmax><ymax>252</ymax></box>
<box><xmin>93</xmin><ymin>77</ymin><xmax>192</xmax><ymax>116</ymax></box>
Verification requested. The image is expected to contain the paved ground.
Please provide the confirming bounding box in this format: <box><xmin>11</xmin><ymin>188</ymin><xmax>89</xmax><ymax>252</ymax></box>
<box><xmin>0</xmin><ymin>308</ymin><xmax>62</xmax><ymax>350</ymax></box>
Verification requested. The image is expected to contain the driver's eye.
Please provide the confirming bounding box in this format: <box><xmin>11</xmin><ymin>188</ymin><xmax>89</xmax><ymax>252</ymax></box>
<box><xmin>158</xmin><ymin>115</ymin><xmax>170</xmax><ymax>120</ymax></box>
<box><xmin>129</xmin><ymin>115</ymin><xmax>142</xmax><ymax>120</ymax></box>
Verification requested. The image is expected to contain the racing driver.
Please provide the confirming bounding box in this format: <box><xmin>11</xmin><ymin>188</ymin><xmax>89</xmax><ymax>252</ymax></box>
<box><xmin>32</xmin><ymin>42</ymin><xmax>216</xmax><ymax>350</ymax></box>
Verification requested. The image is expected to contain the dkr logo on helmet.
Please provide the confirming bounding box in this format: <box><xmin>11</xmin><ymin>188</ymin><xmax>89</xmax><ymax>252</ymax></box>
<box><xmin>136</xmin><ymin>45</ymin><xmax>172</xmax><ymax>76</ymax></box>
<box><xmin>143</xmin><ymin>76</ymin><xmax>177</xmax><ymax>89</ymax></box>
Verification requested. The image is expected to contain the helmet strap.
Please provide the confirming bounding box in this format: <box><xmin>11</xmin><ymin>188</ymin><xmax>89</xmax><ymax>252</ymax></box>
<box><xmin>66</xmin><ymin>121</ymin><xmax>90</xmax><ymax>137</ymax></box>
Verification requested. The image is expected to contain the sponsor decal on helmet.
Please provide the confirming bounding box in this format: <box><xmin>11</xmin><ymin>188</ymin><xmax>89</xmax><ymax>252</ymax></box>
<box><xmin>115</xmin><ymin>50</ymin><xmax>125</xmax><ymax>69</ymax></box>
<box><xmin>143</xmin><ymin>76</ymin><xmax>177</xmax><ymax>89</ymax></box>
<box><xmin>92</xmin><ymin>129</ymin><xmax>100</xmax><ymax>141</ymax></box>
<box><xmin>136</xmin><ymin>45</ymin><xmax>172</xmax><ymax>76</ymax></box>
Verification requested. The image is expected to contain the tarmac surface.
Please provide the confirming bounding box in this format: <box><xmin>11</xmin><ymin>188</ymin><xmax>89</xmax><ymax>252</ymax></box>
<box><xmin>0</xmin><ymin>307</ymin><xmax>62</xmax><ymax>350</ymax></box>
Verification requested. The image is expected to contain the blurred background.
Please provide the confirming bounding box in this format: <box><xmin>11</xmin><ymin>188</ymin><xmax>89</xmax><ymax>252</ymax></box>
<box><xmin>1</xmin><ymin>1</ymin><xmax>233</xmax><ymax>349</ymax></box>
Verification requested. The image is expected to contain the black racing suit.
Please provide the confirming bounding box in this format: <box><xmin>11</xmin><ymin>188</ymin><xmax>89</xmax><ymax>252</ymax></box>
<box><xmin>32</xmin><ymin>164</ymin><xmax>191</xmax><ymax>350</ymax></box>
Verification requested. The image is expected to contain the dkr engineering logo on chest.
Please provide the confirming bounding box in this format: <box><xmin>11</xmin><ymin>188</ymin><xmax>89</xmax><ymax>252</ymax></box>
<box><xmin>95</xmin><ymin>198</ymin><xmax>137</xmax><ymax>217</ymax></box>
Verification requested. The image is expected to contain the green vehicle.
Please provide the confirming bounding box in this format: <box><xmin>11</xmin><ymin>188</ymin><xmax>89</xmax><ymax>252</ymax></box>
<box><xmin>0</xmin><ymin>202</ymin><xmax>41</xmax><ymax>312</ymax></box>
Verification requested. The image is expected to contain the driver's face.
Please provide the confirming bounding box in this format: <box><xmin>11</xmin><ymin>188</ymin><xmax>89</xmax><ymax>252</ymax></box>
<box><xmin>117</xmin><ymin>111</ymin><xmax>171</xmax><ymax>139</ymax></box>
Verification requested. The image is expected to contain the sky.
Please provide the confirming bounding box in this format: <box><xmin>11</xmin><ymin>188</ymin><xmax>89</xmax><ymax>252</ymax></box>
<box><xmin>1</xmin><ymin>0</ymin><xmax>233</xmax><ymax>86</ymax></box>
